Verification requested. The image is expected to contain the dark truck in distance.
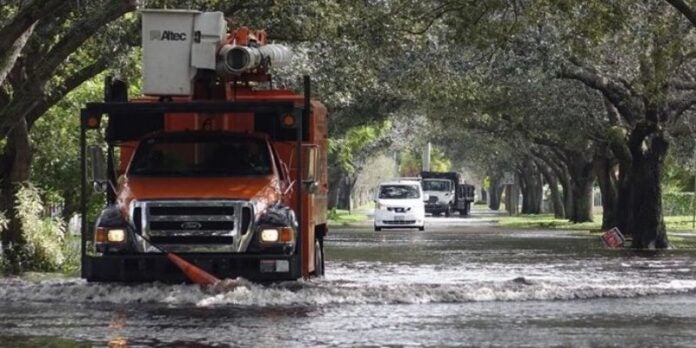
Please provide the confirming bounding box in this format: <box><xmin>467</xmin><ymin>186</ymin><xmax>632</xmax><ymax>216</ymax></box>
<box><xmin>420</xmin><ymin>171</ymin><xmax>475</xmax><ymax>216</ymax></box>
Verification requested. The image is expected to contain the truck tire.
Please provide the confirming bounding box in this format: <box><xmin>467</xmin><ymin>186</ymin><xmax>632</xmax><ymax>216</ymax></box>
<box><xmin>374</xmin><ymin>226</ymin><xmax>382</xmax><ymax>231</ymax></box>
<box><xmin>312</xmin><ymin>238</ymin><xmax>324</xmax><ymax>277</ymax></box>
<box><xmin>418</xmin><ymin>225</ymin><xmax>425</xmax><ymax>231</ymax></box>
<box><xmin>445</xmin><ymin>206</ymin><xmax>452</xmax><ymax>217</ymax></box>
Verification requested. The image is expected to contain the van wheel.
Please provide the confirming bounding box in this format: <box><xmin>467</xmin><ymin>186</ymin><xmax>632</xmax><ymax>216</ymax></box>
<box><xmin>445</xmin><ymin>206</ymin><xmax>451</xmax><ymax>217</ymax></box>
<box><xmin>312</xmin><ymin>239</ymin><xmax>324</xmax><ymax>277</ymax></box>
<box><xmin>374</xmin><ymin>226</ymin><xmax>382</xmax><ymax>231</ymax></box>
<box><xmin>418</xmin><ymin>226</ymin><xmax>425</xmax><ymax>231</ymax></box>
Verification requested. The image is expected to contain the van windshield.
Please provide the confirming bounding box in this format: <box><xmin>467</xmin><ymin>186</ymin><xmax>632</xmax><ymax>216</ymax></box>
<box><xmin>422</xmin><ymin>179</ymin><xmax>451</xmax><ymax>191</ymax></box>
<box><xmin>378</xmin><ymin>185</ymin><xmax>421</xmax><ymax>199</ymax></box>
<box><xmin>129</xmin><ymin>135</ymin><xmax>272</xmax><ymax>177</ymax></box>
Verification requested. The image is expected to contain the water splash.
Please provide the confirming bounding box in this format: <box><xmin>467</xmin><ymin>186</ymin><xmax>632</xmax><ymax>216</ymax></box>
<box><xmin>2</xmin><ymin>268</ymin><xmax>695</xmax><ymax>308</ymax></box>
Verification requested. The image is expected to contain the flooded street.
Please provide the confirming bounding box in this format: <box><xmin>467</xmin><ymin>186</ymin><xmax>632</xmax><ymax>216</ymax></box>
<box><xmin>2</xmin><ymin>211</ymin><xmax>696</xmax><ymax>347</ymax></box>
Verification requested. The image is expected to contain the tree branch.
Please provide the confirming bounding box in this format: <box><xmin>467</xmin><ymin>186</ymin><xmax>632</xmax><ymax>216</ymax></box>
<box><xmin>0</xmin><ymin>0</ymin><xmax>64</xmax><ymax>55</ymax></box>
<box><xmin>669</xmin><ymin>92</ymin><xmax>696</xmax><ymax>123</ymax></box>
<box><xmin>0</xmin><ymin>23</ymin><xmax>35</xmax><ymax>89</ymax></box>
<box><xmin>666</xmin><ymin>0</ymin><xmax>696</xmax><ymax>27</ymax></box>
<box><xmin>558</xmin><ymin>61</ymin><xmax>638</xmax><ymax>125</ymax></box>
<box><xmin>223</xmin><ymin>0</ymin><xmax>273</xmax><ymax>16</ymax></box>
<box><xmin>28</xmin><ymin>57</ymin><xmax>111</xmax><ymax>128</ymax></box>
<box><xmin>30</xmin><ymin>0</ymin><xmax>136</xmax><ymax>82</ymax></box>
<box><xmin>670</xmin><ymin>79</ymin><xmax>696</xmax><ymax>90</ymax></box>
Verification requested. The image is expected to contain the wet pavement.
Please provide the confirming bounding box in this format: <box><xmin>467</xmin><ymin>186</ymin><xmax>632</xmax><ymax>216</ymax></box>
<box><xmin>2</xmin><ymin>209</ymin><xmax>696</xmax><ymax>347</ymax></box>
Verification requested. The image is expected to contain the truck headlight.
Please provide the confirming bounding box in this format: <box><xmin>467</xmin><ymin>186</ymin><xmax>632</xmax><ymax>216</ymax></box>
<box><xmin>260</xmin><ymin>227</ymin><xmax>295</xmax><ymax>243</ymax></box>
<box><xmin>260</xmin><ymin>228</ymin><xmax>279</xmax><ymax>242</ymax></box>
<box><xmin>107</xmin><ymin>229</ymin><xmax>126</xmax><ymax>243</ymax></box>
<box><xmin>95</xmin><ymin>227</ymin><xmax>126</xmax><ymax>243</ymax></box>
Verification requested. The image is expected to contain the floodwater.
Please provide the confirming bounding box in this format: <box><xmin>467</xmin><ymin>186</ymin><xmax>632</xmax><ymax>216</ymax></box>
<box><xmin>2</xmin><ymin>211</ymin><xmax>696</xmax><ymax>347</ymax></box>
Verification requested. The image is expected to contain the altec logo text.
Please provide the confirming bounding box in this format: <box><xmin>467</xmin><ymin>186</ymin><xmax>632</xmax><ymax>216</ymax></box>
<box><xmin>149</xmin><ymin>30</ymin><xmax>187</xmax><ymax>41</ymax></box>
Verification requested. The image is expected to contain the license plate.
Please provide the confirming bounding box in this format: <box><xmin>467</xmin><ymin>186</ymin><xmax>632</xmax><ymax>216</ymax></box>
<box><xmin>394</xmin><ymin>215</ymin><xmax>404</xmax><ymax>221</ymax></box>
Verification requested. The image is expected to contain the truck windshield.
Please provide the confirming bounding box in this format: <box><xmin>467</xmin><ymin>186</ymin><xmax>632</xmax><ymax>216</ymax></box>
<box><xmin>378</xmin><ymin>185</ymin><xmax>421</xmax><ymax>199</ymax></box>
<box><xmin>422</xmin><ymin>180</ymin><xmax>451</xmax><ymax>191</ymax></box>
<box><xmin>129</xmin><ymin>136</ymin><xmax>272</xmax><ymax>176</ymax></box>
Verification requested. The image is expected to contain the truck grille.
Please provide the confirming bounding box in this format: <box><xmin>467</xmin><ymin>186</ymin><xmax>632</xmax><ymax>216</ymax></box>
<box><xmin>130</xmin><ymin>200</ymin><xmax>254</xmax><ymax>252</ymax></box>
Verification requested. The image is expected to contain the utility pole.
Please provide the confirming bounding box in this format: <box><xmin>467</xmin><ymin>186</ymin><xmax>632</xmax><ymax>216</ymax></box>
<box><xmin>422</xmin><ymin>142</ymin><xmax>431</xmax><ymax>172</ymax></box>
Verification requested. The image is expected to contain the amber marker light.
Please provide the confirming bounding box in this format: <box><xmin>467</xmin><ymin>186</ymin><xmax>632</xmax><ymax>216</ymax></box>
<box><xmin>95</xmin><ymin>227</ymin><xmax>108</xmax><ymax>243</ymax></box>
<box><xmin>279</xmin><ymin>227</ymin><xmax>294</xmax><ymax>242</ymax></box>
<box><xmin>86</xmin><ymin>116</ymin><xmax>100</xmax><ymax>129</ymax></box>
<box><xmin>281</xmin><ymin>114</ymin><xmax>296</xmax><ymax>128</ymax></box>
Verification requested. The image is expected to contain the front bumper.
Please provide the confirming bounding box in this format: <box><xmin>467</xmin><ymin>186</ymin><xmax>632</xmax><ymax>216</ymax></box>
<box><xmin>374</xmin><ymin>210</ymin><xmax>424</xmax><ymax>228</ymax></box>
<box><xmin>82</xmin><ymin>253</ymin><xmax>300</xmax><ymax>283</ymax></box>
<box><xmin>425</xmin><ymin>202</ymin><xmax>449</xmax><ymax>214</ymax></box>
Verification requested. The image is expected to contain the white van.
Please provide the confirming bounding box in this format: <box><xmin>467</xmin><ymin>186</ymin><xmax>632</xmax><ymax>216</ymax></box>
<box><xmin>373</xmin><ymin>180</ymin><xmax>426</xmax><ymax>231</ymax></box>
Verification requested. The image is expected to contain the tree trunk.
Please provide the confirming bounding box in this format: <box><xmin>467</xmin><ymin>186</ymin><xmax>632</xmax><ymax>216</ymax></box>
<box><xmin>535</xmin><ymin>158</ymin><xmax>565</xmax><ymax>218</ymax></box>
<box><xmin>505</xmin><ymin>176</ymin><xmax>520</xmax><ymax>215</ymax></box>
<box><xmin>488</xmin><ymin>176</ymin><xmax>503</xmax><ymax>211</ymax></box>
<box><xmin>593</xmin><ymin>150</ymin><xmax>619</xmax><ymax>230</ymax></box>
<box><xmin>519</xmin><ymin>162</ymin><xmax>543</xmax><ymax>214</ymax></box>
<box><xmin>543</xmin><ymin>153</ymin><xmax>573</xmax><ymax>219</ymax></box>
<box><xmin>0</xmin><ymin>118</ymin><xmax>33</xmax><ymax>274</ymax></box>
<box><xmin>337</xmin><ymin>174</ymin><xmax>357</xmax><ymax>210</ymax></box>
<box><xmin>626</xmin><ymin>123</ymin><xmax>669</xmax><ymax>248</ymax></box>
<box><xmin>566</xmin><ymin>155</ymin><xmax>595</xmax><ymax>223</ymax></box>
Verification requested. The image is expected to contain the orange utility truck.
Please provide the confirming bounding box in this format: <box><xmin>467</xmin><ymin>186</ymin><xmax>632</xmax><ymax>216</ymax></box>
<box><xmin>80</xmin><ymin>9</ymin><xmax>328</xmax><ymax>282</ymax></box>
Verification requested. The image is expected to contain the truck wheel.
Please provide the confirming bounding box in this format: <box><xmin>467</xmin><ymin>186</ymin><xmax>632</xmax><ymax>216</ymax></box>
<box><xmin>445</xmin><ymin>206</ymin><xmax>452</xmax><ymax>217</ymax></box>
<box><xmin>418</xmin><ymin>225</ymin><xmax>425</xmax><ymax>231</ymax></box>
<box><xmin>313</xmin><ymin>239</ymin><xmax>324</xmax><ymax>277</ymax></box>
<box><xmin>374</xmin><ymin>226</ymin><xmax>382</xmax><ymax>231</ymax></box>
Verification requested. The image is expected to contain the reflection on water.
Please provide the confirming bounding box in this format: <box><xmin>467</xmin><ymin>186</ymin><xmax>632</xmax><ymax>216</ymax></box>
<box><xmin>2</xmin><ymin>221</ymin><xmax>696</xmax><ymax>347</ymax></box>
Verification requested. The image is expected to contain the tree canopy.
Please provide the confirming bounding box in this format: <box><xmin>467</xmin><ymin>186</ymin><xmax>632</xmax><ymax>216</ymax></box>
<box><xmin>1</xmin><ymin>0</ymin><xmax>695</xmax><ymax>273</ymax></box>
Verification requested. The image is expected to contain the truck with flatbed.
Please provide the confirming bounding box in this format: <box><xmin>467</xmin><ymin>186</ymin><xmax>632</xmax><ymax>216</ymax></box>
<box><xmin>421</xmin><ymin>171</ymin><xmax>475</xmax><ymax>216</ymax></box>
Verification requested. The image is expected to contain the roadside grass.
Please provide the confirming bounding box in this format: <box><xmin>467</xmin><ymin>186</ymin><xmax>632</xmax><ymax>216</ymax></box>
<box><xmin>498</xmin><ymin>214</ymin><xmax>603</xmax><ymax>230</ymax></box>
<box><xmin>499</xmin><ymin>213</ymin><xmax>696</xmax><ymax>232</ymax></box>
<box><xmin>666</xmin><ymin>216</ymin><xmax>696</xmax><ymax>231</ymax></box>
<box><xmin>327</xmin><ymin>208</ymin><xmax>369</xmax><ymax>227</ymax></box>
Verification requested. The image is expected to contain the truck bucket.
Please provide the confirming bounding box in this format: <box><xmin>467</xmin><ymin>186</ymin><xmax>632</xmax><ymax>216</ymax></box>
<box><xmin>166</xmin><ymin>252</ymin><xmax>220</xmax><ymax>285</ymax></box>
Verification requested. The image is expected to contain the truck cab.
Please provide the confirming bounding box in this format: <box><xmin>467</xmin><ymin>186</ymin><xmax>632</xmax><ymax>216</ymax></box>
<box><xmin>421</xmin><ymin>178</ymin><xmax>455</xmax><ymax>216</ymax></box>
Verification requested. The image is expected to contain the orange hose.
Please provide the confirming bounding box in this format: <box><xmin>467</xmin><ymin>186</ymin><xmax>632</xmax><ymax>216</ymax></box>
<box><xmin>166</xmin><ymin>253</ymin><xmax>220</xmax><ymax>285</ymax></box>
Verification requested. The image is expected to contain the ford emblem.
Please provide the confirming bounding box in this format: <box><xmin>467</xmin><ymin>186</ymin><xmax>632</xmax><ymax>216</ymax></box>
<box><xmin>181</xmin><ymin>221</ymin><xmax>202</xmax><ymax>230</ymax></box>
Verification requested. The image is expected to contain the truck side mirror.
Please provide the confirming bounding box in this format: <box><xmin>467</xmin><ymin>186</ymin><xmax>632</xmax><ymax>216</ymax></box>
<box><xmin>88</xmin><ymin>145</ymin><xmax>107</xmax><ymax>193</ymax></box>
<box><xmin>302</xmin><ymin>144</ymin><xmax>318</xmax><ymax>183</ymax></box>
